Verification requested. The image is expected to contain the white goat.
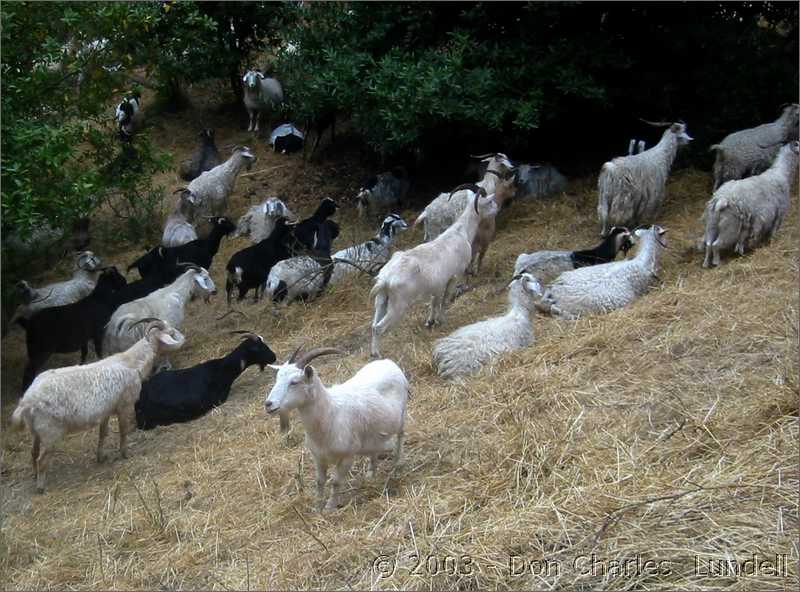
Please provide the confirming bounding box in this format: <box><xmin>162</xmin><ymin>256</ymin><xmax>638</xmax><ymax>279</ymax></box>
<box><xmin>234</xmin><ymin>197</ymin><xmax>296</xmax><ymax>243</ymax></box>
<box><xmin>513</xmin><ymin>227</ymin><xmax>633</xmax><ymax>286</ymax></box>
<box><xmin>702</xmin><ymin>141</ymin><xmax>799</xmax><ymax>268</ymax></box>
<box><xmin>536</xmin><ymin>226</ymin><xmax>668</xmax><ymax>319</ymax></box>
<box><xmin>415</xmin><ymin>152</ymin><xmax>515</xmax><ymax>241</ymax></box>
<box><xmin>370</xmin><ymin>190</ymin><xmax>499</xmax><ymax>358</ymax></box>
<box><xmin>329</xmin><ymin>214</ymin><xmax>409</xmax><ymax>285</ymax></box>
<box><xmin>162</xmin><ymin>188</ymin><xmax>201</xmax><ymax>248</ymax></box>
<box><xmin>242</xmin><ymin>69</ymin><xmax>284</xmax><ymax>132</ymax></box>
<box><xmin>103</xmin><ymin>267</ymin><xmax>215</xmax><ymax>364</ymax></box>
<box><xmin>10</xmin><ymin>319</ymin><xmax>185</xmax><ymax>492</ymax></box>
<box><xmin>597</xmin><ymin>121</ymin><xmax>692</xmax><ymax>236</ymax></box>
<box><xmin>433</xmin><ymin>273</ymin><xmax>542</xmax><ymax>380</ymax></box>
<box><xmin>264</xmin><ymin>348</ymin><xmax>408</xmax><ymax>510</ymax></box>
<box><xmin>16</xmin><ymin>251</ymin><xmax>103</xmax><ymax>320</ymax></box>
<box><xmin>188</xmin><ymin>146</ymin><xmax>256</xmax><ymax>218</ymax></box>
<box><xmin>711</xmin><ymin>104</ymin><xmax>799</xmax><ymax>190</ymax></box>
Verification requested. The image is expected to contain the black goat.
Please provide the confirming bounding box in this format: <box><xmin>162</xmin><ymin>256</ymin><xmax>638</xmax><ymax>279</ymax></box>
<box><xmin>135</xmin><ymin>332</ymin><xmax>276</xmax><ymax>430</ymax></box>
<box><xmin>179</xmin><ymin>128</ymin><xmax>221</xmax><ymax>182</ymax></box>
<box><xmin>303</xmin><ymin>109</ymin><xmax>336</xmax><ymax>160</ymax></box>
<box><xmin>128</xmin><ymin>217</ymin><xmax>236</xmax><ymax>279</ymax></box>
<box><xmin>292</xmin><ymin>198</ymin><xmax>339</xmax><ymax>253</ymax></box>
<box><xmin>570</xmin><ymin>226</ymin><xmax>634</xmax><ymax>267</ymax></box>
<box><xmin>225</xmin><ymin>217</ymin><xmax>295</xmax><ymax>304</ymax></box>
<box><xmin>18</xmin><ymin>267</ymin><xmax>128</xmax><ymax>390</ymax></box>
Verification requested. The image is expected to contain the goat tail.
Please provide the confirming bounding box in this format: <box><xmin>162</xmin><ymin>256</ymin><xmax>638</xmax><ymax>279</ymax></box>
<box><xmin>703</xmin><ymin>197</ymin><xmax>727</xmax><ymax>246</ymax></box>
<box><xmin>369</xmin><ymin>276</ymin><xmax>387</xmax><ymax>300</ymax></box>
<box><xmin>9</xmin><ymin>405</ymin><xmax>31</xmax><ymax>431</ymax></box>
<box><xmin>708</xmin><ymin>144</ymin><xmax>721</xmax><ymax>153</ymax></box>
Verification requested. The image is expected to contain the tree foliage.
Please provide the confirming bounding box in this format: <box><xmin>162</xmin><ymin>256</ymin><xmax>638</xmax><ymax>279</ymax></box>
<box><xmin>277</xmin><ymin>1</ymin><xmax>798</xmax><ymax>163</ymax></box>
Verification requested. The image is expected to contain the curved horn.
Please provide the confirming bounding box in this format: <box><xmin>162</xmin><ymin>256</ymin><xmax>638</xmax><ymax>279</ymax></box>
<box><xmin>175</xmin><ymin>260</ymin><xmax>201</xmax><ymax>271</ymax></box>
<box><xmin>173</xmin><ymin>187</ymin><xmax>188</xmax><ymax>194</ymax></box>
<box><xmin>449</xmin><ymin>183</ymin><xmax>486</xmax><ymax>198</ymax></box>
<box><xmin>294</xmin><ymin>347</ymin><xmax>343</xmax><ymax>369</ymax></box>
<box><xmin>639</xmin><ymin>118</ymin><xmax>672</xmax><ymax>127</ymax></box>
<box><xmin>473</xmin><ymin>193</ymin><xmax>480</xmax><ymax>214</ymax></box>
<box><xmin>230</xmin><ymin>330</ymin><xmax>260</xmax><ymax>341</ymax></box>
<box><xmin>288</xmin><ymin>345</ymin><xmax>303</xmax><ymax>364</ymax></box>
<box><xmin>469</xmin><ymin>152</ymin><xmax>495</xmax><ymax>159</ymax></box>
<box><xmin>129</xmin><ymin>317</ymin><xmax>165</xmax><ymax>336</ymax></box>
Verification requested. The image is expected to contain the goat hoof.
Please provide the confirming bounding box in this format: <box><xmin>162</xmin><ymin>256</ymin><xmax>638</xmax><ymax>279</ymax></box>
<box><xmin>35</xmin><ymin>486</ymin><xmax>45</xmax><ymax>495</ymax></box>
<box><xmin>97</xmin><ymin>453</ymin><xmax>108</xmax><ymax>464</ymax></box>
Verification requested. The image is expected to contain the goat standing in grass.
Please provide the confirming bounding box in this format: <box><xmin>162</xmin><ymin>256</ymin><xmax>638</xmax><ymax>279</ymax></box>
<box><xmin>597</xmin><ymin>121</ymin><xmax>692</xmax><ymax>236</ymax></box>
<box><xmin>702</xmin><ymin>140</ymin><xmax>799</xmax><ymax>267</ymax></box>
<box><xmin>370</xmin><ymin>190</ymin><xmax>499</xmax><ymax>358</ymax></box>
<box><xmin>10</xmin><ymin>319</ymin><xmax>185</xmax><ymax>493</ymax></box>
<box><xmin>242</xmin><ymin>68</ymin><xmax>284</xmax><ymax>133</ymax></box>
<box><xmin>264</xmin><ymin>347</ymin><xmax>408</xmax><ymax>510</ymax></box>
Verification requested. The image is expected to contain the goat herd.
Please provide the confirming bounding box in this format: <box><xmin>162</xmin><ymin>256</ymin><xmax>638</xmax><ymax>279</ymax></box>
<box><xmin>6</xmin><ymin>96</ymin><xmax>799</xmax><ymax>509</ymax></box>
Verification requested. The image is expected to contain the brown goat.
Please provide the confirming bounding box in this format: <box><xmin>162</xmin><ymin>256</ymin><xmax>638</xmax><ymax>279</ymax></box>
<box><xmin>469</xmin><ymin>175</ymin><xmax>517</xmax><ymax>274</ymax></box>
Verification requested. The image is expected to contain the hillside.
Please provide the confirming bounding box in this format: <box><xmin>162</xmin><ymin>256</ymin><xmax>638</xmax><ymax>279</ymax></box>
<box><xmin>1</xmin><ymin>89</ymin><xmax>797</xmax><ymax>590</ymax></box>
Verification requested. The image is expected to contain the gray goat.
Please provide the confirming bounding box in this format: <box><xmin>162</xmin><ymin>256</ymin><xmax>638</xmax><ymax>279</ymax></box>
<box><xmin>710</xmin><ymin>104</ymin><xmax>800</xmax><ymax>190</ymax></box>
<box><xmin>242</xmin><ymin>69</ymin><xmax>284</xmax><ymax>133</ymax></box>
<box><xmin>597</xmin><ymin>120</ymin><xmax>693</xmax><ymax>236</ymax></box>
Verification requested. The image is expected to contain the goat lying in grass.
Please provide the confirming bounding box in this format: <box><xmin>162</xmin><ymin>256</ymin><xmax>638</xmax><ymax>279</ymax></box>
<box><xmin>136</xmin><ymin>332</ymin><xmax>276</xmax><ymax>430</ymax></box>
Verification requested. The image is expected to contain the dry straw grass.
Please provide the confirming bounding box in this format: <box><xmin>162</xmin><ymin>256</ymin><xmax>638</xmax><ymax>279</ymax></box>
<box><xmin>1</xmin><ymin>101</ymin><xmax>798</xmax><ymax>589</ymax></box>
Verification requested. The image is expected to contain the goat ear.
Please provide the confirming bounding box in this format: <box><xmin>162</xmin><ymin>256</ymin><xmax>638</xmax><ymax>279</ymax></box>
<box><xmin>304</xmin><ymin>365</ymin><xmax>314</xmax><ymax>381</ymax></box>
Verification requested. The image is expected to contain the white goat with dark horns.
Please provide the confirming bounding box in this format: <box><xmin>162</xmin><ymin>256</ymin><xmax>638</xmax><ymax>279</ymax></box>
<box><xmin>597</xmin><ymin>121</ymin><xmax>692</xmax><ymax>236</ymax></box>
<box><xmin>264</xmin><ymin>347</ymin><xmax>409</xmax><ymax>510</ymax></box>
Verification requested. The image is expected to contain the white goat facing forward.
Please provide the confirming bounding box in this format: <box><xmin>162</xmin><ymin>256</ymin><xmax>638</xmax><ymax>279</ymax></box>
<box><xmin>242</xmin><ymin>69</ymin><xmax>284</xmax><ymax>133</ymax></box>
<box><xmin>264</xmin><ymin>348</ymin><xmax>408</xmax><ymax>510</ymax></box>
<box><xmin>10</xmin><ymin>319</ymin><xmax>185</xmax><ymax>492</ymax></box>
<box><xmin>433</xmin><ymin>273</ymin><xmax>542</xmax><ymax>380</ymax></box>
<box><xmin>597</xmin><ymin>121</ymin><xmax>692</xmax><ymax>236</ymax></box>
<box><xmin>370</xmin><ymin>190</ymin><xmax>499</xmax><ymax>358</ymax></box>
<box><xmin>234</xmin><ymin>197</ymin><xmax>296</xmax><ymax>243</ymax></box>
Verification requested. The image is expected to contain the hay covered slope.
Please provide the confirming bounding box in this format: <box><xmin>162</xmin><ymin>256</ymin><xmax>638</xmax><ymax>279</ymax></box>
<box><xmin>1</xmin><ymin>159</ymin><xmax>798</xmax><ymax>589</ymax></box>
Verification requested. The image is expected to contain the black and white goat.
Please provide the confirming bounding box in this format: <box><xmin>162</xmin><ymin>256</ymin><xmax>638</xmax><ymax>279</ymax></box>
<box><xmin>135</xmin><ymin>332</ymin><xmax>276</xmax><ymax>430</ymax></box>
<box><xmin>329</xmin><ymin>214</ymin><xmax>409</xmax><ymax>285</ymax></box>
<box><xmin>115</xmin><ymin>93</ymin><xmax>142</xmax><ymax>141</ymax></box>
<box><xmin>225</xmin><ymin>217</ymin><xmax>295</xmax><ymax>304</ymax></box>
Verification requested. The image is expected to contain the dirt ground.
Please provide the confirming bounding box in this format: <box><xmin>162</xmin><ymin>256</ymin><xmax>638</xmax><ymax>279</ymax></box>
<box><xmin>1</xmin><ymin>82</ymin><xmax>797</xmax><ymax>590</ymax></box>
